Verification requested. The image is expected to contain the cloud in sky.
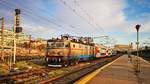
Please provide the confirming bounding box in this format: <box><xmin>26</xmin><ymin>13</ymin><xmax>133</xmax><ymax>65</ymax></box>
<box><xmin>0</xmin><ymin>0</ymin><xmax>149</xmax><ymax>44</ymax></box>
<box><xmin>79</xmin><ymin>0</ymin><xmax>126</xmax><ymax>27</ymax></box>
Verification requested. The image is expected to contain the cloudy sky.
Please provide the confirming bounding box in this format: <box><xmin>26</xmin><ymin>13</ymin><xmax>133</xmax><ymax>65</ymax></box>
<box><xmin>0</xmin><ymin>0</ymin><xmax>150</xmax><ymax>44</ymax></box>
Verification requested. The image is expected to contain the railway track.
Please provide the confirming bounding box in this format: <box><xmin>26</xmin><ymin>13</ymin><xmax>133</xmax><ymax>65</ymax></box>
<box><xmin>0</xmin><ymin>55</ymin><xmax>120</xmax><ymax>84</ymax></box>
<box><xmin>41</xmin><ymin>55</ymin><xmax>120</xmax><ymax>84</ymax></box>
<box><xmin>0</xmin><ymin>68</ymin><xmax>54</xmax><ymax>84</ymax></box>
<box><xmin>4</xmin><ymin>56</ymin><xmax>45</xmax><ymax>62</ymax></box>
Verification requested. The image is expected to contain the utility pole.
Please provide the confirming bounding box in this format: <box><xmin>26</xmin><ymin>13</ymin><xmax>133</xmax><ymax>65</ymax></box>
<box><xmin>29</xmin><ymin>35</ymin><xmax>31</xmax><ymax>54</ymax></box>
<box><xmin>1</xmin><ymin>17</ymin><xmax>4</xmax><ymax>61</ymax></box>
<box><xmin>13</xmin><ymin>12</ymin><xmax>16</xmax><ymax>64</ymax></box>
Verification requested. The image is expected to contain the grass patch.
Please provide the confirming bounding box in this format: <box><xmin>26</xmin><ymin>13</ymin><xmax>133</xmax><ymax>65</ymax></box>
<box><xmin>15</xmin><ymin>61</ymin><xmax>30</xmax><ymax>70</ymax></box>
<box><xmin>0</xmin><ymin>63</ymin><xmax>9</xmax><ymax>76</ymax></box>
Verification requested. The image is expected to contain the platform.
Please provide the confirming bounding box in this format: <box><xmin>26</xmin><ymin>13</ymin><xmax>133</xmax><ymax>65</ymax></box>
<box><xmin>75</xmin><ymin>55</ymin><xmax>150</xmax><ymax>84</ymax></box>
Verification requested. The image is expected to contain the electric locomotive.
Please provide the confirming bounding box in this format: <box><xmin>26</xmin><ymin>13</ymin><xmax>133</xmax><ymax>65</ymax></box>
<box><xmin>46</xmin><ymin>35</ymin><xmax>115</xmax><ymax>67</ymax></box>
<box><xmin>46</xmin><ymin>35</ymin><xmax>95</xmax><ymax>67</ymax></box>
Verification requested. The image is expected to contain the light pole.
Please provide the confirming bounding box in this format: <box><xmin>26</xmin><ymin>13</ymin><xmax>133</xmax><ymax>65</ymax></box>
<box><xmin>135</xmin><ymin>24</ymin><xmax>140</xmax><ymax>73</ymax></box>
<box><xmin>13</xmin><ymin>11</ymin><xmax>17</xmax><ymax>64</ymax></box>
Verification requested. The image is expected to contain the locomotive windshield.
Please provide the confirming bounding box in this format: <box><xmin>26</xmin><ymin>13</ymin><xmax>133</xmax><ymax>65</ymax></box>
<box><xmin>48</xmin><ymin>42</ymin><xmax>64</xmax><ymax>48</ymax></box>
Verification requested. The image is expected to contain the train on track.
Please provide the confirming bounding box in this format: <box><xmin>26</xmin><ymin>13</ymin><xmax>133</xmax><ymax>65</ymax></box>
<box><xmin>46</xmin><ymin>34</ymin><xmax>116</xmax><ymax>67</ymax></box>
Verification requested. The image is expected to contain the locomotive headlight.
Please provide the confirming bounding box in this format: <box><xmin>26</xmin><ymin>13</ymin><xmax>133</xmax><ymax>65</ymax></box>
<box><xmin>49</xmin><ymin>51</ymin><xmax>55</xmax><ymax>55</ymax></box>
<box><xmin>58</xmin><ymin>51</ymin><xmax>63</xmax><ymax>56</ymax></box>
<box><xmin>46</xmin><ymin>58</ymin><xmax>49</xmax><ymax>61</ymax></box>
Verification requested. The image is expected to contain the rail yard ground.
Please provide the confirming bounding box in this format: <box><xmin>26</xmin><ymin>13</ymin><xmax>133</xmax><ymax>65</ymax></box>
<box><xmin>75</xmin><ymin>55</ymin><xmax>150</xmax><ymax>84</ymax></box>
<box><xmin>0</xmin><ymin>55</ymin><xmax>120</xmax><ymax>84</ymax></box>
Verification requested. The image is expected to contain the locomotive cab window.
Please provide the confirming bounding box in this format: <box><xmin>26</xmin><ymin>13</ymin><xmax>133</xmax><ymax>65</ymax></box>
<box><xmin>56</xmin><ymin>42</ymin><xmax>64</xmax><ymax>48</ymax></box>
<box><xmin>48</xmin><ymin>42</ymin><xmax>64</xmax><ymax>48</ymax></box>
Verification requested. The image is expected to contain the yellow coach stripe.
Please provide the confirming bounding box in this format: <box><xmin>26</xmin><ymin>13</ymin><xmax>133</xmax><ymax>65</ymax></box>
<box><xmin>74</xmin><ymin>56</ymin><xmax>121</xmax><ymax>84</ymax></box>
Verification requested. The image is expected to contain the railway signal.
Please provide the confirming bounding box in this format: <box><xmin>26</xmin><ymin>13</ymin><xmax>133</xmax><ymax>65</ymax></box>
<box><xmin>13</xmin><ymin>9</ymin><xmax>22</xmax><ymax>64</ymax></box>
<box><xmin>15</xmin><ymin>9</ymin><xmax>22</xmax><ymax>33</ymax></box>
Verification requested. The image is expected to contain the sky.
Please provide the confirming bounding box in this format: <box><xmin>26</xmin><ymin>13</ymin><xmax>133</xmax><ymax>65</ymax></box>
<box><xmin>0</xmin><ymin>0</ymin><xmax>150</xmax><ymax>45</ymax></box>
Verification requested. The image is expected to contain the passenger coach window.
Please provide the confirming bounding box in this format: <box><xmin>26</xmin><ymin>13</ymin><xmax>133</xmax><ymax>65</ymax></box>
<box><xmin>79</xmin><ymin>45</ymin><xmax>81</xmax><ymax>48</ymax></box>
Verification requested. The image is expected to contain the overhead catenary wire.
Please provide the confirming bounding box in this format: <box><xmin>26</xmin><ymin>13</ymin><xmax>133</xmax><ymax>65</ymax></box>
<box><xmin>72</xmin><ymin>0</ymin><xmax>116</xmax><ymax>45</ymax></box>
<box><xmin>59</xmin><ymin>0</ymin><xmax>106</xmax><ymax>35</ymax></box>
<box><xmin>0</xmin><ymin>0</ymin><xmax>117</xmax><ymax>45</ymax></box>
<box><xmin>1</xmin><ymin>0</ymin><xmax>102</xmax><ymax>36</ymax></box>
<box><xmin>1</xmin><ymin>0</ymin><xmax>94</xmax><ymax>36</ymax></box>
<box><xmin>0</xmin><ymin>0</ymin><xmax>82</xmax><ymax>35</ymax></box>
<box><xmin>74</xmin><ymin>0</ymin><xmax>117</xmax><ymax>45</ymax></box>
<box><xmin>0</xmin><ymin>1</ymin><xmax>62</xmax><ymax>33</ymax></box>
<box><xmin>19</xmin><ymin>4</ymin><xmax>82</xmax><ymax>34</ymax></box>
<box><xmin>73</xmin><ymin>0</ymin><xmax>105</xmax><ymax>34</ymax></box>
<box><xmin>58</xmin><ymin>0</ymin><xmax>100</xmax><ymax>34</ymax></box>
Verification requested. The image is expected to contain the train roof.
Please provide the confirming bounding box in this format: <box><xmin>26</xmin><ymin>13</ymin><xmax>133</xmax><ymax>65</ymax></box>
<box><xmin>94</xmin><ymin>43</ymin><xmax>108</xmax><ymax>48</ymax></box>
<box><xmin>47</xmin><ymin>39</ymin><xmax>94</xmax><ymax>46</ymax></box>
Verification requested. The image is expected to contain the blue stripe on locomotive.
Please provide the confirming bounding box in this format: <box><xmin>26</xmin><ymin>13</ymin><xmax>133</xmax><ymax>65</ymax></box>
<box><xmin>79</xmin><ymin>54</ymin><xmax>94</xmax><ymax>61</ymax></box>
<box><xmin>79</xmin><ymin>55</ymin><xmax>89</xmax><ymax>61</ymax></box>
<box><xmin>67</xmin><ymin>54</ymin><xmax>94</xmax><ymax>61</ymax></box>
<box><xmin>67</xmin><ymin>56</ymin><xmax>79</xmax><ymax>59</ymax></box>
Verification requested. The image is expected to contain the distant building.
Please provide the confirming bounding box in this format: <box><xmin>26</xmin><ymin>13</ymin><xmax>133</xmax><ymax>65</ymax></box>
<box><xmin>0</xmin><ymin>29</ymin><xmax>29</xmax><ymax>48</ymax></box>
<box><xmin>30</xmin><ymin>39</ymin><xmax>47</xmax><ymax>47</ymax></box>
<box><xmin>114</xmin><ymin>44</ymin><xmax>133</xmax><ymax>52</ymax></box>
